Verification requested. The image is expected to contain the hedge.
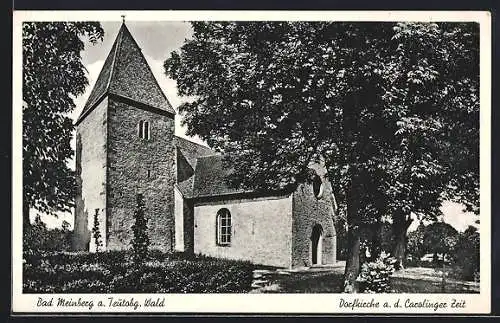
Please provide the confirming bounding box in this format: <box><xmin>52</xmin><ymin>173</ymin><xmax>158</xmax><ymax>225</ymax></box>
<box><xmin>23</xmin><ymin>250</ymin><xmax>254</xmax><ymax>293</ymax></box>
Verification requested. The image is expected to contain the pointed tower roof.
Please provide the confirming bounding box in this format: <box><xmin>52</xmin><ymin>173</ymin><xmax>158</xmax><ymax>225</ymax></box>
<box><xmin>77</xmin><ymin>23</ymin><xmax>175</xmax><ymax>124</ymax></box>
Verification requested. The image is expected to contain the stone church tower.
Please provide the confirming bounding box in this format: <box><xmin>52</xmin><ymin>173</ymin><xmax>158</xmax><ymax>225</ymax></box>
<box><xmin>73</xmin><ymin>23</ymin><xmax>177</xmax><ymax>252</ymax></box>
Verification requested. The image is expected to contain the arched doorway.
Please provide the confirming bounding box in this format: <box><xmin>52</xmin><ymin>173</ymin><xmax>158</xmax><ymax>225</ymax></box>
<box><xmin>311</xmin><ymin>224</ymin><xmax>324</xmax><ymax>265</ymax></box>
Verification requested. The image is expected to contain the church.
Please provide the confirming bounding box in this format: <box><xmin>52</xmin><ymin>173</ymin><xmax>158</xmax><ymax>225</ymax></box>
<box><xmin>73</xmin><ymin>22</ymin><xmax>337</xmax><ymax>269</ymax></box>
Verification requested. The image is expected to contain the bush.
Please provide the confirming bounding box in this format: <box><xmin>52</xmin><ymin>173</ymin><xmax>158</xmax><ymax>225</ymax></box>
<box><xmin>23</xmin><ymin>250</ymin><xmax>254</xmax><ymax>293</ymax></box>
<box><xmin>450</xmin><ymin>226</ymin><xmax>479</xmax><ymax>281</ymax></box>
<box><xmin>91</xmin><ymin>210</ymin><xmax>103</xmax><ymax>252</ymax></box>
<box><xmin>24</xmin><ymin>216</ymin><xmax>72</xmax><ymax>253</ymax></box>
<box><xmin>131</xmin><ymin>194</ymin><xmax>149</xmax><ymax>263</ymax></box>
<box><xmin>356</xmin><ymin>252</ymin><xmax>397</xmax><ymax>293</ymax></box>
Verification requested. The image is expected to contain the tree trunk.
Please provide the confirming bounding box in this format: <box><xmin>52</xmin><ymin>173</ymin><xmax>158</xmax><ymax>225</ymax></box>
<box><xmin>371</xmin><ymin>220</ymin><xmax>382</xmax><ymax>261</ymax></box>
<box><xmin>344</xmin><ymin>222</ymin><xmax>361</xmax><ymax>293</ymax></box>
<box><xmin>343</xmin><ymin>177</ymin><xmax>361</xmax><ymax>293</ymax></box>
<box><xmin>392</xmin><ymin>212</ymin><xmax>413</xmax><ymax>270</ymax></box>
<box><xmin>392</xmin><ymin>227</ymin><xmax>406</xmax><ymax>269</ymax></box>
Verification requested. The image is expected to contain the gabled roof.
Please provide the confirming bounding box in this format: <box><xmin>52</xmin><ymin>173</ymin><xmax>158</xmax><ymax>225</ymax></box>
<box><xmin>174</xmin><ymin>136</ymin><xmax>215</xmax><ymax>168</ymax></box>
<box><xmin>77</xmin><ymin>23</ymin><xmax>175</xmax><ymax>124</ymax></box>
<box><xmin>188</xmin><ymin>155</ymin><xmax>247</xmax><ymax>199</ymax></box>
<box><xmin>176</xmin><ymin>152</ymin><xmax>296</xmax><ymax>200</ymax></box>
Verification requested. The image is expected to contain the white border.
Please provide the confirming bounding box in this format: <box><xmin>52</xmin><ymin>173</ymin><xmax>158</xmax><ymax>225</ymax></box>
<box><xmin>12</xmin><ymin>10</ymin><xmax>492</xmax><ymax>314</ymax></box>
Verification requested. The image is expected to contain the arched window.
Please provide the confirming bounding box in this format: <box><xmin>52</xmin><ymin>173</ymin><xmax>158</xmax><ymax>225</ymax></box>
<box><xmin>312</xmin><ymin>174</ymin><xmax>324</xmax><ymax>199</ymax></box>
<box><xmin>138</xmin><ymin>120</ymin><xmax>151</xmax><ymax>140</ymax></box>
<box><xmin>138</xmin><ymin>120</ymin><xmax>144</xmax><ymax>138</ymax></box>
<box><xmin>216</xmin><ymin>208</ymin><xmax>231</xmax><ymax>246</ymax></box>
<box><xmin>144</xmin><ymin>121</ymin><xmax>150</xmax><ymax>140</ymax></box>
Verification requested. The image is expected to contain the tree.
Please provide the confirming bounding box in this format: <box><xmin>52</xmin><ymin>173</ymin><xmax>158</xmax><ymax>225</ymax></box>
<box><xmin>131</xmin><ymin>194</ymin><xmax>149</xmax><ymax>263</ymax></box>
<box><xmin>422</xmin><ymin>222</ymin><xmax>458</xmax><ymax>264</ymax></box>
<box><xmin>384</xmin><ymin>23</ymin><xmax>479</xmax><ymax>268</ymax></box>
<box><xmin>407</xmin><ymin>222</ymin><xmax>426</xmax><ymax>260</ymax></box>
<box><xmin>452</xmin><ymin>225</ymin><xmax>480</xmax><ymax>280</ymax></box>
<box><xmin>360</xmin><ymin>221</ymin><xmax>393</xmax><ymax>261</ymax></box>
<box><xmin>334</xmin><ymin>217</ymin><xmax>348</xmax><ymax>260</ymax></box>
<box><xmin>165</xmin><ymin>22</ymin><xmax>479</xmax><ymax>292</ymax></box>
<box><xmin>23</xmin><ymin>22</ymin><xmax>104</xmax><ymax>226</ymax></box>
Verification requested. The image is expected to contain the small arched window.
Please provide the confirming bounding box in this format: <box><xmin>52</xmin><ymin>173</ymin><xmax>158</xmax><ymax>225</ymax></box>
<box><xmin>138</xmin><ymin>120</ymin><xmax>144</xmax><ymax>138</ymax></box>
<box><xmin>138</xmin><ymin>120</ymin><xmax>151</xmax><ymax>140</ymax></box>
<box><xmin>216</xmin><ymin>208</ymin><xmax>231</xmax><ymax>246</ymax></box>
<box><xmin>144</xmin><ymin>121</ymin><xmax>150</xmax><ymax>140</ymax></box>
<box><xmin>312</xmin><ymin>174</ymin><xmax>324</xmax><ymax>199</ymax></box>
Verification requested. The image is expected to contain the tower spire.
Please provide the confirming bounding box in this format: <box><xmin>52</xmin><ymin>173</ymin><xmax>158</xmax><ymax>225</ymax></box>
<box><xmin>121</xmin><ymin>15</ymin><xmax>126</xmax><ymax>23</ymax></box>
<box><xmin>76</xmin><ymin>20</ymin><xmax>175</xmax><ymax>125</ymax></box>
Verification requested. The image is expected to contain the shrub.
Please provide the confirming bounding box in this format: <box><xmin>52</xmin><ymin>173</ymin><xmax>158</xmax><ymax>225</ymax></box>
<box><xmin>23</xmin><ymin>215</ymin><xmax>72</xmax><ymax>253</ymax></box>
<box><xmin>92</xmin><ymin>210</ymin><xmax>103</xmax><ymax>252</ymax></box>
<box><xmin>131</xmin><ymin>194</ymin><xmax>149</xmax><ymax>263</ymax></box>
<box><xmin>450</xmin><ymin>226</ymin><xmax>480</xmax><ymax>281</ymax></box>
<box><xmin>23</xmin><ymin>250</ymin><xmax>255</xmax><ymax>293</ymax></box>
<box><xmin>473</xmin><ymin>271</ymin><xmax>480</xmax><ymax>283</ymax></box>
<box><xmin>356</xmin><ymin>252</ymin><xmax>397</xmax><ymax>293</ymax></box>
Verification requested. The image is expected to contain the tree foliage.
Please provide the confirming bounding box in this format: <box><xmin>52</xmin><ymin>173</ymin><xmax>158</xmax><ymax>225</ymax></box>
<box><xmin>407</xmin><ymin>222</ymin><xmax>426</xmax><ymax>259</ymax></box>
<box><xmin>165</xmin><ymin>21</ymin><xmax>479</xmax><ymax>291</ymax></box>
<box><xmin>422</xmin><ymin>221</ymin><xmax>459</xmax><ymax>258</ymax></box>
<box><xmin>23</xmin><ymin>214</ymin><xmax>72</xmax><ymax>253</ymax></box>
<box><xmin>359</xmin><ymin>221</ymin><xmax>393</xmax><ymax>261</ymax></box>
<box><xmin>23</xmin><ymin>22</ymin><xmax>104</xmax><ymax>223</ymax></box>
<box><xmin>452</xmin><ymin>225</ymin><xmax>480</xmax><ymax>281</ymax></box>
<box><xmin>384</xmin><ymin>22</ymin><xmax>479</xmax><ymax>267</ymax></box>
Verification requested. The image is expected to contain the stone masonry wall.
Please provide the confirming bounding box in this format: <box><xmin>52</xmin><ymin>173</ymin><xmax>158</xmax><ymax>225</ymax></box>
<box><xmin>73</xmin><ymin>99</ymin><xmax>108</xmax><ymax>251</ymax></box>
<box><xmin>194</xmin><ymin>195</ymin><xmax>293</xmax><ymax>268</ymax></box>
<box><xmin>291</xmin><ymin>163</ymin><xmax>337</xmax><ymax>268</ymax></box>
<box><xmin>106</xmin><ymin>97</ymin><xmax>175</xmax><ymax>251</ymax></box>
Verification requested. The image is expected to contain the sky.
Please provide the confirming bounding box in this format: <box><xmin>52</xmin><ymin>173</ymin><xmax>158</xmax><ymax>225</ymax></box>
<box><xmin>33</xmin><ymin>21</ymin><xmax>479</xmax><ymax>233</ymax></box>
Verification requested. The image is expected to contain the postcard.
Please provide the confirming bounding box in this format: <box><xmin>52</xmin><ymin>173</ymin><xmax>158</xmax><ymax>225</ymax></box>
<box><xmin>12</xmin><ymin>10</ymin><xmax>491</xmax><ymax>314</ymax></box>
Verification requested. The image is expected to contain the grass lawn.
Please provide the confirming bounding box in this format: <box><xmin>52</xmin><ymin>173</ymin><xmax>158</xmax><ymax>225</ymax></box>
<box><xmin>390</xmin><ymin>276</ymin><xmax>479</xmax><ymax>293</ymax></box>
<box><xmin>257</xmin><ymin>271</ymin><xmax>479</xmax><ymax>293</ymax></box>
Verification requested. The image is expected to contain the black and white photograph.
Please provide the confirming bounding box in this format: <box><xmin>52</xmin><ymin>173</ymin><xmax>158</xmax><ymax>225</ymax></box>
<box><xmin>12</xmin><ymin>10</ymin><xmax>491</xmax><ymax>314</ymax></box>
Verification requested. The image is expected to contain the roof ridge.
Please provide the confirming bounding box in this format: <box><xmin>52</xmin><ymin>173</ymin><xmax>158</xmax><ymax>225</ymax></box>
<box><xmin>197</xmin><ymin>154</ymin><xmax>221</xmax><ymax>160</ymax></box>
<box><xmin>174</xmin><ymin>135</ymin><xmax>212</xmax><ymax>151</ymax></box>
<box><xmin>76</xmin><ymin>24</ymin><xmax>126</xmax><ymax>123</ymax></box>
<box><xmin>105</xmin><ymin>23</ymin><xmax>123</xmax><ymax>93</ymax></box>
